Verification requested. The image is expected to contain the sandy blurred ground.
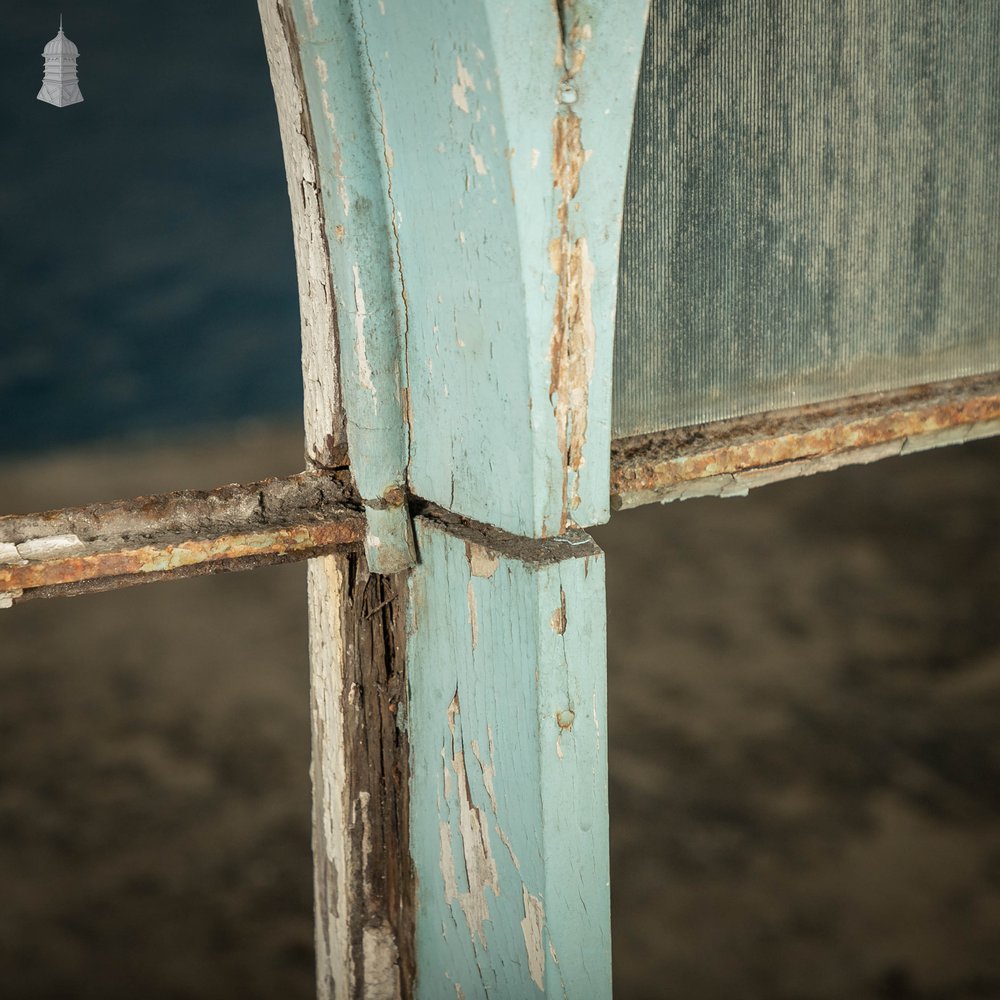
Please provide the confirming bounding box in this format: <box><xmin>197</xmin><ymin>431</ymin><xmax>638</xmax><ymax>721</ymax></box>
<box><xmin>1</xmin><ymin>424</ymin><xmax>999</xmax><ymax>1000</ymax></box>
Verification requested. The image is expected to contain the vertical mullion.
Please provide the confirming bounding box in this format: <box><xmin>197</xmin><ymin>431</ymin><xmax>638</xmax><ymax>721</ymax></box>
<box><xmin>406</xmin><ymin>518</ymin><xmax>610</xmax><ymax>998</ymax></box>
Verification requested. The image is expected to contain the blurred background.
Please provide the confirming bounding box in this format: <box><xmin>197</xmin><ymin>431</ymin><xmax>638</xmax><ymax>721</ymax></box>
<box><xmin>0</xmin><ymin>2</ymin><xmax>302</xmax><ymax>461</ymax></box>
<box><xmin>1</xmin><ymin>5</ymin><xmax>999</xmax><ymax>1000</ymax></box>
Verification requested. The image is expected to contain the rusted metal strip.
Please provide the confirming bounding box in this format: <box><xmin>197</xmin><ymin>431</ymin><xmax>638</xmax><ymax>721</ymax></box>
<box><xmin>0</xmin><ymin>471</ymin><xmax>364</xmax><ymax>605</ymax></box>
<box><xmin>610</xmin><ymin>372</ymin><xmax>1000</xmax><ymax>510</ymax></box>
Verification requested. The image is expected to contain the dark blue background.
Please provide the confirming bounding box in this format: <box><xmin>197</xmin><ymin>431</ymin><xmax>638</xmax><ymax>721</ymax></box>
<box><xmin>0</xmin><ymin>3</ymin><xmax>302</xmax><ymax>455</ymax></box>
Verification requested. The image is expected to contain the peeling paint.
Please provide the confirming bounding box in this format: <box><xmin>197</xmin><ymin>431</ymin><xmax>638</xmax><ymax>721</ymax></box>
<box><xmin>362</xmin><ymin>924</ymin><xmax>401</xmax><ymax>1000</ymax></box>
<box><xmin>550</xmin><ymin>586</ymin><xmax>567</xmax><ymax>633</ymax></box>
<box><xmin>470</xmin><ymin>736</ymin><xmax>497</xmax><ymax>814</ymax></box>
<box><xmin>16</xmin><ymin>533</ymin><xmax>84</xmax><ymax>561</ymax></box>
<box><xmin>257</xmin><ymin>0</ymin><xmax>346</xmax><ymax>470</ymax></box>
<box><xmin>441</xmin><ymin>694</ymin><xmax>500</xmax><ymax>945</ymax></box>
<box><xmin>451</xmin><ymin>56</ymin><xmax>475</xmax><ymax>113</ymax></box>
<box><xmin>0</xmin><ymin>471</ymin><xmax>363</xmax><ymax>601</ymax></box>
<box><xmin>520</xmin><ymin>887</ymin><xmax>546</xmax><ymax>990</ymax></box>
<box><xmin>0</xmin><ymin>542</ymin><xmax>24</xmax><ymax>565</ymax></box>
<box><xmin>549</xmin><ymin>110</ymin><xmax>596</xmax><ymax>529</ymax></box>
<box><xmin>0</xmin><ymin>590</ymin><xmax>22</xmax><ymax>609</ymax></box>
<box><xmin>466</xmin><ymin>580</ymin><xmax>478</xmax><ymax>650</ymax></box>
<box><xmin>467</xmin><ymin>542</ymin><xmax>499</xmax><ymax>579</ymax></box>
<box><xmin>320</xmin><ymin>89</ymin><xmax>351</xmax><ymax>218</ymax></box>
<box><xmin>352</xmin><ymin>263</ymin><xmax>378</xmax><ymax>403</ymax></box>
<box><xmin>468</xmin><ymin>144</ymin><xmax>488</xmax><ymax>176</ymax></box>
<box><xmin>611</xmin><ymin>375</ymin><xmax>1000</xmax><ymax>510</ymax></box>
<box><xmin>531</xmin><ymin>147</ymin><xmax>541</xmax><ymax>169</ymax></box>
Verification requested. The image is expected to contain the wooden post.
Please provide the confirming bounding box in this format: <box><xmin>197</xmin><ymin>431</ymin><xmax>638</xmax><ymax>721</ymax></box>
<box><xmin>259</xmin><ymin>1</ymin><xmax>649</xmax><ymax>995</ymax></box>
<box><xmin>406</xmin><ymin>515</ymin><xmax>609</xmax><ymax>998</ymax></box>
<box><xmin>308</xmin><ymin>554</ymin><xmax>414</xmax><ymax>997</ymax></box>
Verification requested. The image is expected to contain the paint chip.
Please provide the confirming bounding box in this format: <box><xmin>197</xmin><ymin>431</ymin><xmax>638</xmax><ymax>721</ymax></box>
<box><xmin>451</xmin><ymin>56</ymin><xmax>475</xmax><ymax>113</ymax></box>
<box><xmin>550</xmin><ymin>586</ymin><xmax>567</xmax><ymax>633</ymax></box>
<box><xmin>16</xmin><ymin>533</ymin><xmax>84</xmax><ymax>561</ymax></box>
<box><xmin>0</xmin><ymin>542</ymin><xmax>23</xmax><ymax>565</ymax></box>
<box><xmin>351</xmin><ymin>263</ymin><xmax>377</xmax><ymax>403</ymax></box>
<box><xmin>467</xmin><ymin>542</ymin><xmax>499</xmax><ymax>578</ymax></box>
<box><xmin>466</xmin><ymin>580</ymin><xmax>478</xmax><ymax>649</ymax></box>
<box><xmin>469</xmin><ymin>144</ymin><xmax>488</xmax><ymax>176</ymax></box>
<box><xmin>520</xmin><ymin>888</ymin><xmax>546</xmax><ymax>989</ymax></box>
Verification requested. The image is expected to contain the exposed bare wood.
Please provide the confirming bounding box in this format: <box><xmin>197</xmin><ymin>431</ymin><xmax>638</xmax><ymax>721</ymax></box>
<box><xmin>0</xmin><ymin>472</ymin><xmax>363</xmax><ymax>604</ymax></box>
<box><xmin>308</xmin><ymin>551</ymin><xmax>414</xmax><ymax>1000</ymax></box>
<box><xmin>258</xmin><ymin>0</ymin><xmax>347</xmax><ymax>469</ymax></box>
<box><xmin>610</xmin><ymin>373</ymin><xmax>1000</xmax><ymax>510</ymax></box>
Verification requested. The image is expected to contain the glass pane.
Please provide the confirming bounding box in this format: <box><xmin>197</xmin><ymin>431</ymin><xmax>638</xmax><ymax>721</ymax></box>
<box><xmin>614</xmin><ymin>0</ymin><xmax>1000</xmax><ymax>438</ymax></box>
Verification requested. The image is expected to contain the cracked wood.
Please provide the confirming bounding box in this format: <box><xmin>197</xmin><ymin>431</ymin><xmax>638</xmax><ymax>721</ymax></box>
<box><xmin>406</xmin><ymin>514</ymin><xmax>610</xmax><ymax>999</ymax></box>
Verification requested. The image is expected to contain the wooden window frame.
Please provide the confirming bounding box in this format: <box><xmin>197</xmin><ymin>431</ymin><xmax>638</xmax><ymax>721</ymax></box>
<box><xmin>2</xmin><ymin>2</ymin><xmax>998</xmax><ymax>998</ymax></box>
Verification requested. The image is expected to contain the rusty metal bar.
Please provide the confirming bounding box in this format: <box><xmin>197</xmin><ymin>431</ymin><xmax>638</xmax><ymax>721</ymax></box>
<box><xmin>610</xmin><ymin>372</ymin><xmax>1000</xmax><ymax>510</ymax></box>
<box><xmin>4</xmin><ymin>373</ymin><xmax>998</xmax><ymax>604</ymax></box>
<box><xmin>0</xmin><ymin>471</ymin><xmax>364</xmax><ymax>605</ymax></box>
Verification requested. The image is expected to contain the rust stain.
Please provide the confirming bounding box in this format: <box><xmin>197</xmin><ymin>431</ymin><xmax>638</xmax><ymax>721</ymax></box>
<box><xmin>382</xmin><ymin>484</ymin><xmax>407</xmax><ymax>508</ymax></box>
<box><xmin>0</xmin><ymin>521</ymin><xmax>362</xmax><ymax>595</ymax></box>
<box><xmin>0</xmin><ymin>470</ymin><xmax>364</xmax><ymax>601</ymax></box>
<box><xmin>610</xmin><ymin>374</ymin><xmax>1000</xmax><ymax>506</ymax></box>
<box><xmin>549</xmin><ymin>110</ymin><xmax>596</xmax><ymax>531</ymax></box>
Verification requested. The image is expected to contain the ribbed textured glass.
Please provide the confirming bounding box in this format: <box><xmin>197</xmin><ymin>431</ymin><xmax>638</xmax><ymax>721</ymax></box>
<box><xmin>613</xmin><ymin>1</ymin><xmax>1000</xmax><ymax>438</ymax></box>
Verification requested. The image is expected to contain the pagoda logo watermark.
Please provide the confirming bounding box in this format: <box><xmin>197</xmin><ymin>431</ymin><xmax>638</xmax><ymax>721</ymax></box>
<box><xmin>38</xmin><ymin>17</ymin><xmax>83</xmax><ymax>108</ymax></box>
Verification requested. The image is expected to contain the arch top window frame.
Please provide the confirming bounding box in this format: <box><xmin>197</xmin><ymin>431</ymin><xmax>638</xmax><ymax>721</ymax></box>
<box><xmin>3</xmin><ymin>2</ymin><xmax>999</xmax><ymax>997</ymax></box>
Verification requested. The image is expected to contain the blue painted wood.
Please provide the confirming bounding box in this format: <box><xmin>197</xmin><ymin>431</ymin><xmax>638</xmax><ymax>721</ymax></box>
<box><xmin>287</xmin><ymin>0</ymin><xmax>648</xmax><ymax>541</ymax></box>
<box><xmin>288</xmin><ymin>0</ymin><xmax>414</xmax><ymax>573</ymax></box>
<box><xmin>353</xmin><ymin>0</ymin><xmax>649</xmax><ymax>537</ymax></box>
<box><xmin>406</xmin><ymin>516</ymin><xmax>610</xmax><ymax>998</ymax></box>
<box><xmin>276</xmin><ymin>6</ymin><xmax>636</xmax><ymax>992</ymax></box>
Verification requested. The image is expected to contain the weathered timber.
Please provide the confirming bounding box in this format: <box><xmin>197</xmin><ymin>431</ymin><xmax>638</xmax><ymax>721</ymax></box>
<box><xmin>284</xmin><ymin>0</ymin><xmax>647</xmax><ymax>540</ymax></box>
<box><xmin>257</xmin><ymin>0</ymin><xmax>347</xmax><ymax>470</ymax></box>
<box><xmin>610</xmin><ymin>372</ymin><xmax>1000</xmax><ymax>509</ymax></box>
<box><xmin>309</xmin><ymin>553</ymin><xmax>414</xmax><ymax>1000</ymax></box>
<box><xmin>279</xmin><ymin>0</ymin><xmax>415</xmax><ymax>573</ymax></box>
<box><xmin>376</xmin><ymin>0</ymin><xmax>648</xmax><ymax>538</ymax></box>
<box><xmin>406</xmin><ymin>514</ymin><xmax>610</xmax><ymax>999</ymax></box>
<box><xmin>0</xmin><ymin>472</ymin><xmax>362</xmax><ymax>604</ymax></box>
<box><xmin>262</xmin><ymin>2</ymin><xmax>418</xmax><ymax>991</ymax></box>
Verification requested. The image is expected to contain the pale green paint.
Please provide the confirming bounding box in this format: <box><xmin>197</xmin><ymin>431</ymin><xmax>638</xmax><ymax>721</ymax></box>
<box><xmin>290</xmin><ymin>0</ymin><xmax>648</xmax><ymax>539</ymax></box>
<box><xmin>357</xmin><ymin>0</ymin><xmax>648</xmax><ymax>537</ymax></box>
<box><xmin>285</xmin><ymin>4</ymin><xmax>631</xmax><ymax>991</ymax></box>
<box><xmin>406</xmin><ymin>516</ymin><xmax>610</xmax><ymax>998</ymax></box>
<box><xmin>290</xmin><ymin>0</ymin><xmax>413</xmax><ymax>573</ymax></box>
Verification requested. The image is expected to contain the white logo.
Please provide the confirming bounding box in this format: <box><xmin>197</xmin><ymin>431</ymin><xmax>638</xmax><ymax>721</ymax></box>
<box><xmin>37</xmin><ymin>16</ymin><xmax>83</xmax><ymax>108</ymax></box>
